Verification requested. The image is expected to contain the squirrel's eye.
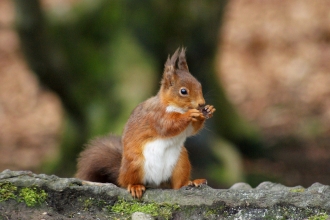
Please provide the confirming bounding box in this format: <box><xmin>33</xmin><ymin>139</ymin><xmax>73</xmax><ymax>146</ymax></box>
<box><xmin>180</xmin><ymin>88</ymin><xmax>188</xmax><ymax>96</ymax></box>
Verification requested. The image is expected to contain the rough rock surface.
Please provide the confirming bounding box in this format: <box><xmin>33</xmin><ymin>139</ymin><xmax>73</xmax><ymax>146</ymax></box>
<box><xmin>0</xmin><ymin>170</ymin><xmax>329</xmax><ymax>219</ymax></box>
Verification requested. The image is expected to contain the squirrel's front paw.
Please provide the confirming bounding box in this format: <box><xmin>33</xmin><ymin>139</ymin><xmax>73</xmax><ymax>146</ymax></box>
<box><xmin>200</xmin><ymin>105</ymin><xmax>216</xmax><ymax>119</ymax></box>
<box><xmin>187</xmin><ymin>109</ymin><xmax>205</xmax><ymax>122</ymax></box>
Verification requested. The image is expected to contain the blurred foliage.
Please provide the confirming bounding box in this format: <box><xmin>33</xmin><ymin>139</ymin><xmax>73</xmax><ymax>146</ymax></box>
<box><xmin>14</xmin><ymin>0</ymin><xmax>262</xmax><ymax>187</ymax></box>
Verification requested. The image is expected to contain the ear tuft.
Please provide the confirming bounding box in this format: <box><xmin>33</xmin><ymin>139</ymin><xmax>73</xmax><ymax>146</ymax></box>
<box><xmin>165</xmin><ymin>55</ymin><xmax>171</xmax><ymax>67</ymax></box>
<box><xmin>162</xmin><ymin>47</ymin><xmax>188</xmax><ymax>88</ymax></box>
<box><xmin>178</xmin><ymin>47</ymin><xmax>189</xmax><ymax>71</ymax></box>
<box><xmin>170</xmin><ymin>48</ymin><xmax>180</xmax><ymax>66</ymax></box>
<box><xmin>163</xmin><ymin>47</ymin><xmax>180</xmax><ymax>76</ymax></box>
<box><xmin>162</xmin><ymin>48</ymin><xmax>180</xmax><ymax>88</ymax></box>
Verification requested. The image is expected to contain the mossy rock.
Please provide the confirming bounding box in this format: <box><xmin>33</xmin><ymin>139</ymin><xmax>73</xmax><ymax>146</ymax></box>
<box><xmin>1</xmin><ymin>170</ymin><xmax>330</xmax><ymax>219</ymax></box>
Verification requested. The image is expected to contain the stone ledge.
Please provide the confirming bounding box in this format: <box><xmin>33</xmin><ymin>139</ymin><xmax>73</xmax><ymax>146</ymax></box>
<box><xmin>0</xmin><ymin>170</ymin><xmax>329</xmax><ymax>219</ymax></box>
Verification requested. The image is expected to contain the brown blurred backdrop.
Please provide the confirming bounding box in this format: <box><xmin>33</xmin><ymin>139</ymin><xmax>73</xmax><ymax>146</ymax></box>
<box><xmin>1</xmin><ymin>0</ymin><xmax>330</xmax><ymax>188</ymax></box>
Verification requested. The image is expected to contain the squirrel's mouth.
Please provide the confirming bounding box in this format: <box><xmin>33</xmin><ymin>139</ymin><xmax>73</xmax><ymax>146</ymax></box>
<box><xmin>197</xmin><ymin>105</ymin><xmax>206</xmax><ymax>111</ymax></box>
<box><xmin>187</xmin><ymin>106</ymin><xmax>198</xmax><ymax>111</ymax></box>
<box><xmin>190</xmin><ymin>104</ymin><xmax>204</xmax><ymax>111</ymax></box>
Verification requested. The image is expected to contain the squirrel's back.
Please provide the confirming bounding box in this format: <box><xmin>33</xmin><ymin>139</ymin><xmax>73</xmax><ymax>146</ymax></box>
<box><xmin>122</xmin><ymin>96</ymin><xmax>162</xmax><ymax>142</ymax></box>
<box><xmin>75</xmin><ymin>135</ymin><xmax>122</xmax><ymax>184</ymax></box>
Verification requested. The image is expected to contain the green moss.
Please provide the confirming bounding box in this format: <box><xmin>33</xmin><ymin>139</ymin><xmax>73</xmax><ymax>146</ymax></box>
<box><xmin>110</xmin><ymin>198</ymin><xmax>180</xmax><ymax>219</ymax></box>
<box><xmin>83</xmin><ymin>197</ymin><xmax>95</xmax><ymax>211</ymax></box>
<box><xmin>79</xmin><ymin>196</ymin><xmax>112</xmax><ymax>212</ymax></box>
<box><xmin>205</xmin><ymin>208</ymin><xmax>220</xmax><ymax>218</ymax></box>
<box><xmin>0</xmin><ymin>182</ymin><xmax>17</xmax><ymax>202</ymax></box>
<box><xmin>308</xmin><ymin>213</ymin><xmax>329</xmax><ymax>220</ymax></box>
<box><xmin>0</xmin><ymin>182</ymin><xmax>48</xmax><ymax>207</ymax></box>
<box><xmin>204</xmin><ymin>204</ymin><xmax>227</xmax><ymax>218</ymax></box>
<box><xmin>94</xmin><ymin>199</ymin><xmax>110</xmax><ymax>208</ymax></box>
<box><xmin>18</xmin><ymin>187</ymin><xmax>48</xmax><ymax>207</ymax></box>
<box><xmin>69</xmin><ymin>182</ymin><xmax>82</xmax><ymax>187</ymax></box>
<box><xmin>290</xmin><ymin>188</ymin><xmax>305</xmax><ymax>193</ymax></box>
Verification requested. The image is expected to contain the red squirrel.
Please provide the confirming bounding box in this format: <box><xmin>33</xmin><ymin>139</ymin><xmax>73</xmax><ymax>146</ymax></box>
<box><xmin>75</xmin><ymin>48</ymin><xmax>215</xmax><ymax>199</ymax></box>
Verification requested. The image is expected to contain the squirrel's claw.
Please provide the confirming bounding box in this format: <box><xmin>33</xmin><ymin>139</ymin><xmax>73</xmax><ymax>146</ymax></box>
<box><xmin>201</xmin><ymin>105</ymin><xmax>216</xmax><ymax>119</ymax></box>
<box><xmin>188</xmin><ymin>179</ymin><xmax>208</xmax><ymax>187</ymax></box>
<box><xmin>128</xmin><ymin>184</ymin><xmax>146</xmax><ymax>199</ymax></box>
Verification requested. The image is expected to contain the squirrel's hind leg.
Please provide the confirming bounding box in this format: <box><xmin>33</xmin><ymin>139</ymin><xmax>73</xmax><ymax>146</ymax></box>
<box><xmin>171</xmin><ymin>147</ymin><xmax>208</xmax><ymax>189</ymax></box>
<box><xmin>171</xmin><ymin>147</ymin><xmax>192</xmax><ymax>189</ymax></box>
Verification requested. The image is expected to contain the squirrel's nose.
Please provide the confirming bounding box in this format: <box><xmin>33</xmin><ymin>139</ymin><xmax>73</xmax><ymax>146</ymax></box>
<box><xmin>197</xmin><ymin>96</ymin><xmax>205</xmax><ymax>108</ymax></box>
<box><xmin>198</xmin><ymin>102</ymin><xmax>205</xmax><ymax>108</ymax></box>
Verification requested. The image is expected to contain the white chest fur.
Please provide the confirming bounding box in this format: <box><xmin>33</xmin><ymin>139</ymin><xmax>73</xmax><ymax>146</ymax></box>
<box><xmin>142</xmin><ymin>124</ymin><xmax>193</xmax><ymax>186</ymax></box>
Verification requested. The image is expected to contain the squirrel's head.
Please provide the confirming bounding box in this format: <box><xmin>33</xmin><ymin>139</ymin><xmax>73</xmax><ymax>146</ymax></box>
<box><xmin>160</xmin><ymin>48</ymin><xmax>205</xmax><ymax>112</ymax></box>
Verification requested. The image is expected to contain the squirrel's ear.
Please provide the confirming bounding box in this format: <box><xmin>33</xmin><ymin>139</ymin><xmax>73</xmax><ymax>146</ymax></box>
<box><xmin>164</xmin><ymin>47</ymin><xmax>180</xmax><ymax>69</ymax></box>
<box><xmin>162</xmin><ymin>48</ymin><xmax>180</xmax><ymax>88</ymax></box>
<box><xmin>170</xmin><ymin>48</ymin><xmax>180</xmax><ymax>66</ymax></box>
<box><xmin>178</xmin><ymin>47</ymin><xmax>189</xmax><ymax>71</ymax></box>
<box><xmin>165</xmin><ymin>55</ymin><xmax>171</xmax><ymax>67</ymax></box>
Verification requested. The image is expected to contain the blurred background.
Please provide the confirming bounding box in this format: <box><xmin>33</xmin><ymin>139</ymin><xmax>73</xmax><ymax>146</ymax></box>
<box><xmin>1</xmin><ymin>0</ymin><xmax>330</xmax><ymax>188</ymax></box>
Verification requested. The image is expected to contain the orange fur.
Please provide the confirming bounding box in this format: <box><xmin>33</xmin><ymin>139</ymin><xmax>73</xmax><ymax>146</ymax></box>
<box><xmin>75</xmin><ymin>48</ymin><xmax>215</xmax><ymax>199</ymax></box>
<box><xmin>171</xmin><ymin>147</ymin><xmax>191</xmax><ymax>189</ymax></box>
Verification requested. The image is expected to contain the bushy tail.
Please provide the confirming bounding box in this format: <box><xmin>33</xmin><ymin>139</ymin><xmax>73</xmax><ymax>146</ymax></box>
<box><xmin>75</xmin><ymin>135</ymin><xmax>122</xmax><ymax>185</ymax></box>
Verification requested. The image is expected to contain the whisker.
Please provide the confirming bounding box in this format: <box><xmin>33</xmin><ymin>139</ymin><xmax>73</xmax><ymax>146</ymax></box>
<box><xmin>202</xmin><ymin>124</ymin><xmax>217</xmax><ymax>135</ymax></box>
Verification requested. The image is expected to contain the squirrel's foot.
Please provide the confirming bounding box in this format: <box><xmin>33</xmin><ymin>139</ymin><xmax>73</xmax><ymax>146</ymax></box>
<box><xmin>201</xmin><ymin>105</ymin><xmax>216</xmax><ymax>119</ymax></box>
<box><xmin>188</xmin><ymin>179</ymin><xmax>208</xmax><ymax>187</ymax></box>
<box><xmin>127</xmin><ymin>184</ymin><xmax>146</xmax><ymax>199</ymax></box>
